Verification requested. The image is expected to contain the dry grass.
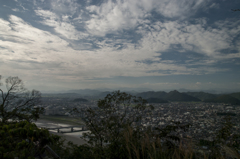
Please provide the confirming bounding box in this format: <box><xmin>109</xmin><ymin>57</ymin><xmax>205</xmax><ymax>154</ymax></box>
<box><xmin>122</xmin><ymin>127</ymin><xmax>239</xmax><ymax>159</ymax></box>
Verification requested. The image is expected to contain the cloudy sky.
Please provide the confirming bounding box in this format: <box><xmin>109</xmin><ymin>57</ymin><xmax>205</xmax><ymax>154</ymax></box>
<box><xmin>0</xmin><ymin>0</ymin><xmax>240</xmax><ymax>93</ymax></box>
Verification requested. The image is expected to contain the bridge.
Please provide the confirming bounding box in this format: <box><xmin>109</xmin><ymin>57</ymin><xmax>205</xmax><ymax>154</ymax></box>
<box><xmin>41</xmin><ymin>125</ymin><xmax>88</xmax><ymax>133</ymax></box>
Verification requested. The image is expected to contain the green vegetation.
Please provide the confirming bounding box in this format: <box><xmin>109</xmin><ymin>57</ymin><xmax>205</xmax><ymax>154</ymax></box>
<box><xmin>0</xmin><ymin>121</ymin><xmax>66</xmax><ymax>159</ymax></box>
<box><xmin>78</xmin><ymin>91</ymin><xmax>154</xmax><ymax>150</ymax></box>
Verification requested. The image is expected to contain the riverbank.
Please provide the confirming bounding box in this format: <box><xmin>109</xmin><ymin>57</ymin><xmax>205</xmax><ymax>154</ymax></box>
<box><xmin>35</xmin><ymin>118</ymin><xmax>89</xmax><ymax>146</ymax></box>
<box><xmin>39</xmin><ymin>115</ymin><xmax>84</xmax><ymax>125</ymax></box>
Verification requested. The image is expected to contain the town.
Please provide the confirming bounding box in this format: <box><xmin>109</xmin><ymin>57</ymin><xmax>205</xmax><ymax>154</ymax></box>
<box><xmin>40</xmin><ymin>95</ymin><xmax>240</xmax><ymax>152</ymax></box>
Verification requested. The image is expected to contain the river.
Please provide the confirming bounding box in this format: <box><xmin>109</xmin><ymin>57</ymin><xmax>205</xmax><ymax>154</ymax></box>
<box><xmin>34</xmin><ymin>119</ymin><xmax>89</xmax><ymax>145</ymax></box>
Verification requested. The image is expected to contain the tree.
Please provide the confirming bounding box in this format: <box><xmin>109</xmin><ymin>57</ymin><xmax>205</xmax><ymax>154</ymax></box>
<box><xmin>0</xmin><ymin>121</ymin><xmax>66</xmax><ymax>159</ymax></box>
<box><xmin>75</xmin><ymin>91</ymin><xmax>154</xmax><ymax>158</ymax></box>
<box><xmin>0</xmin><ymin>76</ymin><xmax>44</xmax><ymax>123</ymax></box>
<box><xmin>73</xmin><ymin>91</ymin><xmax>193</xmax><ymax>159</ymax></box>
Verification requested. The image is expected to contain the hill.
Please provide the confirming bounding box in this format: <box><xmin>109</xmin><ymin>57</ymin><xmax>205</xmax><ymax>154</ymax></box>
<box><xmin>137</xmin><ymin>90</ymin><xmax>201</xmax><ymax>102</ymax></box>
<box><xmin>229</xmin><ymin>92</ymin><xmax>240</xmax><ymax>100</ymax></box>
<box><xmin>185</xmin><ymin>92</ymin><xmax>217</xmax><ymax>101</ymax></box>
<box><xmin>98</xmin><ymin>91</ymin><xmax>112</xmax><ymax>98</ymax></box>
<box><xmin>42</xmin><ymin>93</ymin><xmax>80</xmax><ymax>98</ymax></box>
<box><xmin>146</xmin><ymin>98</ymin><xmax>168</xmax><ymax>103</ymax></box>
<box><xmin>73</xmin><ymin>98</ymin><xmax>89</xmax><ymax>102</ymax></box>
<box><xmin>67</xmin><ymin>89</ymin><xmax>101</xmax><ymax>96</ymax></box>
<box><xmin>164</xmin><ymin>90</ymin><xmax>201</xmax><ymax>102</ymax></box>
<box><xmin>137</xmin><ymin>91</ymin><xmax>167</xmax><ymax>99</ymax></box>
<box><xmin>204</xmin><ymin>95</ymin><xmax>240</xmax><ymax>105</ymax></box>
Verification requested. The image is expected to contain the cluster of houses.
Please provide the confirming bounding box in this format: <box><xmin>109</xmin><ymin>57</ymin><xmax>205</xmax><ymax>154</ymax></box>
<box><xmin>41</xmin><ymin>97</ymin><xmax>240</xmax><ymax>152</ymax></box>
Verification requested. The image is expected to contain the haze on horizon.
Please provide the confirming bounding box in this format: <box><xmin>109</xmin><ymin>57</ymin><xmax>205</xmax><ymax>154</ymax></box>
<box><xmin>0</xmin><ymin>0</ymin><xmax>240</xmax><ymax>93</ymax></box>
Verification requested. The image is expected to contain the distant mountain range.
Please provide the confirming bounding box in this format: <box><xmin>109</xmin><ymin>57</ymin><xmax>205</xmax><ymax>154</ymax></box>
<box><xmin>73</xmin><ymin>98</ymin><xmax>89</xmax><ymax>102</ymax></box>
<box><xmin>146</xmin><ymin>98</ymin><xmax>169</xmax><ymax>103</ymax></box>
<box><xmin>229</xmin><ymin>92</ymin><xmax>240</xmax><ymax>100</ymax></box>
<box><xmin>137</xmin><ymin>90</ymin><xmax>240</xmax><ymax>104</ymax></box>
<box><xmin>42</xmin><ymin>89</ymin><xmax>240</xmax><ymax>105</ymax></box>
<box><xmin>184</xmin><ymin>92</ymin><xmax>217</xmax><ymax>100</ymax></box>
<box><xmin>42</xmin><ymin>93</ymin><xmax>80</xmax><ymax>98</ymax></box>
<box><xmin>204</xmin><ymin>95</ymin><xmax>240</xmax><ymax>105</ymax></box>
<box><xmin>137</xmin><ymin>90</ymin><xmax>200</xmax><ymax>102</ymax></box>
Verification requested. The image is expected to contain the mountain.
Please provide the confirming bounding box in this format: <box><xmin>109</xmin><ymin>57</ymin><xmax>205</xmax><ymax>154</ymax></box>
<box><xmin>98</xmin><ymin>91</ymin><xmax>112</xmax><ymax>98</ymax></box>
<box><xmin>42</xmin><ymin>93</ymin><xmax>80</xmax><ymax>98</ymax></box>
<box><xmin>229</xmin><ymin>92</ymin><xmax>240</xmax><ymax>100</ymax></box>
<box><xmin>164</xmin><ymin>90</ymin><xmax>201</xmax><ymax>102</ymax></box>
<box><xmin>146</xmin><ymin>98</ymin><xmax>168</xmax><ymax>103</ymax></box>
<box><xmin>137</xmin><ymin>90</ymin><xmax>200</xmax><ymax>102</ymax></box>
<box><xmin>137</xmin><ymin>91</ymin><xmax>167</xmax><ymax>99</ymax></box>
<box><xmin>67</xmin><ymin>89</ymin><xmax>101</xmax><ymax>96</ymax></box>
<box><xmin>184</xmin><ymin>92</ymin><xmax>217</xmax><ymax>101</ymax></box>
<box><xmin>73</xmin><ymin>98</ymin><xmax>89</xmax><ymax>102</ymax></box>
<box><xmin>204</xmin><ymin>95</ymin><xmax>240</xmax><ymax>105</ymax></box>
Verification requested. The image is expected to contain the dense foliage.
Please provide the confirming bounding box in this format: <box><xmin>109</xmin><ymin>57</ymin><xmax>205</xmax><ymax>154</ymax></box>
<box><xmin>76</xmin><ymin>91</ymin><xmax>154</xmax><ymax>158</ymax></box>
<box><xmin>0</xmin><ymin>121</ymin><xmax>64</xmax><ymax>159</ymax></box>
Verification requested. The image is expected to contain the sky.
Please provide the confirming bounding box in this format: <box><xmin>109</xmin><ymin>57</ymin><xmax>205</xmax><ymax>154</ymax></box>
<box><xmin>0</xmin><ymin>0</ymin><xmax>240</xmax><ymax>93</ymax></box>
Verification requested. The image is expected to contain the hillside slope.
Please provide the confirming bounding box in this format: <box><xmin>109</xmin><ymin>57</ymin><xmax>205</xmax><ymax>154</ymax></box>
<box><xmin>204</xmin><ymin>95</ymin><xmax>240</xmax><ymax>105</ymax></box>
<box><xmin>164</xmin><ymin>90</ymin><xmax>201</xmax><ymax>102</ymax></box>
<box><xmin>185</xmin><ymin>92</ymin><xmax>217</xmax><ymax>101</ymax></box>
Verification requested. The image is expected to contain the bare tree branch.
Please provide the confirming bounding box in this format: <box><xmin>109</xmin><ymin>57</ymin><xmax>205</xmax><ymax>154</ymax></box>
<box><xmin>0</xmin><ymin>76</ymin><xmax>43</xmax><ymax>123</ymax></box>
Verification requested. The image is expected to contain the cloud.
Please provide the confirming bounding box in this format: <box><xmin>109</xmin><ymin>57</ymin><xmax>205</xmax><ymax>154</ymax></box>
<box><xmin>0</xmin><ymin>15</ymin><xmax>70</xmax><ymax>73</ymax></box>
<box><xmin>153</xmin><ymin>0</ymin><xmax>210</xmax><ymax>18</ymax></box>
<box><xmin>0</xmin><ymin>15</ymin><xmax>185</xmax><ymax>79</ymax></box>
<box><xmin>31</xmin><ymin>0</ymin><xmax>80</xmax><ymax>15</ymax></box>
<box><xmin>137</xmin><ymin>19</ymin><xmax>240</xmax><ymax>59</ymax></box>
<box><xmin>1</xmin><ymin>0</ymin><xmax>240</xmax><ymax>91</ymax></box>
<box><xmin>12</xmin><ymin>8</ymin><xmax>20</xmax><ymax>12</ymax></box>
<box><xmin>209</xmin><ymin>3</ymin><xmax>219</xmax><ymax>9</ymax></box>
<box><xmin>1</xmin><ymin>13</ymin><xmax>237</xmax><ymax>84</ymax></box>
<box><xmin>35</xmin><ymin>9</ymin><xmax>88</xmax><ymax>40</ymax></box>
<box><xmin>85</xmin><ymin>0</ymin><xmax>212</xmax><ymax>36</ymax></box>
<box><xmin>50</xmin><ymin>0</ymin><xmax>80</xmax><ymax>14</ymax></box>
